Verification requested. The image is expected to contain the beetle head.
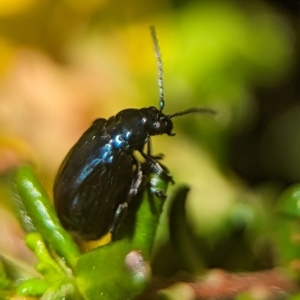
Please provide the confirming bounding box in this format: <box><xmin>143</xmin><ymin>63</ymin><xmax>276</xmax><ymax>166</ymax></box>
<box><xmin>140</xmin><ymin>106</ymin><xmax>174</xmax><ymax>136</ymax></box>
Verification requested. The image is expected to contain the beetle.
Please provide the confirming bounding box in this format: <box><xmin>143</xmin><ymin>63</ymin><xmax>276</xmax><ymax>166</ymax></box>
<box><xmin>53</xmin><ymin>27</ymin><xmax>215</xmax><ymax>240</ymax></box>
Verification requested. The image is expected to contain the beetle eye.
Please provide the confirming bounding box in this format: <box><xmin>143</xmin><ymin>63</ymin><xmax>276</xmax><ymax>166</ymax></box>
<box><xmin>154</xmin><ymin>121</ymin><xmax>160</xmax><ymax>129</ymax></box>
<box><xmin>163</xmin><ymin>118</ymin><xmax>173</xmax><ymax>135</ymax></box>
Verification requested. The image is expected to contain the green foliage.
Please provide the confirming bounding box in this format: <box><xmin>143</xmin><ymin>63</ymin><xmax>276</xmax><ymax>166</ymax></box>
<box><xmin>7</xmin><ymin>165</ymin><xmax>168</xmax><ymax>299</ymax></box>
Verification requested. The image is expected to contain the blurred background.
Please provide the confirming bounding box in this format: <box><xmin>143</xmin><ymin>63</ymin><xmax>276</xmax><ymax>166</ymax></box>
<box><xmin>0</xmin><ymin>0</ymin><xmax>299</xmax><ymax>278</ymax></box>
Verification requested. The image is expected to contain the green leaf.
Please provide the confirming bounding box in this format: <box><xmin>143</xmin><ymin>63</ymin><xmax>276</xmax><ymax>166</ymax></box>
<box><xmin>169</xmin><ymin>186</ymin><xmax>206</xmax><ymax>274</ymax></box>
<box><xmin>12</xmin><ymin>165</ymin><xmax>81</xmax><ymax>269</ymax></box>
<box><xmin>17</xmin><ymin>278</ymin><xmax>49</xmax><ymax>297</ymax></box>
<box><xmin>277</xmin><ymin>184</ymin><xmax>300</xmax><ymax>218</ymax></box>
<box><xmin>275</xmin><ymin>184</ymin><xmax>300</xmax><ymax>275</ymax></box>
<box><xmin>41</xmin><ymin>277</ymin><xmax>82</xmax><ymax>300</ymax></box>
<box><xmin>0</xmin><ymin>259</ymin><xmax>12</xmax><ymax>290</ymax></box>
<box><xmin>25</xmin><ymin>232</ymin><xmax>65</xmax><ymax>282</ymax></box>
<box><xmin>75</xmin><ymin>172</ymin><xmax>168</xmax><ymax>300</ymax></box>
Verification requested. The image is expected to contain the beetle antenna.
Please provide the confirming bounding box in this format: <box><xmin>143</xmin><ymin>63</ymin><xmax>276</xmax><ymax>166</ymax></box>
<box><xmin>168</xmin><ymin>107</ymin><xmax>217</xmax><ymax>119</ymax></box>
<box><xmin>150</xmin><ymin>26</ymin><xmax>165</xmax><ymax>112</ymax></box>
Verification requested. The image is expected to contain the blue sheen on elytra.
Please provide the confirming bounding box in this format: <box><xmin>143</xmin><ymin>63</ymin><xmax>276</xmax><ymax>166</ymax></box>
<box><xmin>75</xmin><ymin>143</ymin><xmax>114</xmax><ymax>185</ymax></box>
<box><xmin>112</xmin><ymin>134</ymin><xmax>125</xmax><ymax>149</ymax></box>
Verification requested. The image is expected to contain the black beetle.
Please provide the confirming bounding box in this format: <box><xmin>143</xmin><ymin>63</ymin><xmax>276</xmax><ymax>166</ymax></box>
<box><xmin>53</xmin><ymin>27</ymin><xmax>215</xmax><ymax>240</ymax></box>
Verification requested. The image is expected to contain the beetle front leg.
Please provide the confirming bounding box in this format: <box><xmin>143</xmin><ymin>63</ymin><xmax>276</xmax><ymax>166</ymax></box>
<box><xmin>139</xmin><ymin>151</ymin><xmax>174</xmax><ymax>184</ymax></box>
<box><xmin>146</xmin><ymin>139</ymin><xmax>164</xmax><ymax>160</ymax></box>
<box><xmin>148</xmin><ymin>174</ymin><xmax>168</xmax><ymax>198</ymax></box>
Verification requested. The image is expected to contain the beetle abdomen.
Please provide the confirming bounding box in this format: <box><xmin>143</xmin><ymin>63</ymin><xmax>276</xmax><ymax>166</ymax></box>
<box><xmin>54</xmin><ymin>149</ymin><xmax>134</xmax><ymax>240</ymax></box>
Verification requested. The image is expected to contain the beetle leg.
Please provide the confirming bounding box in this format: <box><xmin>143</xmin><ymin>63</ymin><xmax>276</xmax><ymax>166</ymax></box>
<box><xmin>150</xmin><ymin>153</ymin><xmax>165</xmax><ymax>160</ymax></box>
<box><xmin>127</xmin><ymin>161</ymin><xmax>143</xmax><ymax>200</ymax></box>
<box><xmin>109</xmin><ymin>202</ymin><xmax>128</xmax><ymax>235</ymax></box>
<box><xmin>146</xmin><ymin>139</ymin><xmax>152</xmax><ymax>155</ymax></box>
<box><xmin>140</xmin><ymin>163</ymin><xmax>168</xmax><ymax>198</ymax></box>
<box><xmin>109</xmin><ymin>161</ymin><xmax>143</xmax><ymax>235</ymax></box>
<box><xmin>149</xmin><ymin>186</ymin><xmax>167</xmax><ymax>198</ymax></box>
<box><xmin>146</xmin><ymin>139</ymin><xmax>164</xmax><ymax>160</ymax></box>
<box><xmin>139</xmin><ymin>151</ymin><xmax>174</xmax><ymax>184</ymax></box>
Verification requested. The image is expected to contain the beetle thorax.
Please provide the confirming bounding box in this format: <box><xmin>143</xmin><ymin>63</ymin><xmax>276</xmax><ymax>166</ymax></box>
<box><xmin>106</xmin><ymin>107</ymin><xmax>173</xmax><ymax>151</ymax></box>
<box><xmin>105</xmin><ymin>109</ymin><xmax>148</xmax><ymax>151</ymax></box>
